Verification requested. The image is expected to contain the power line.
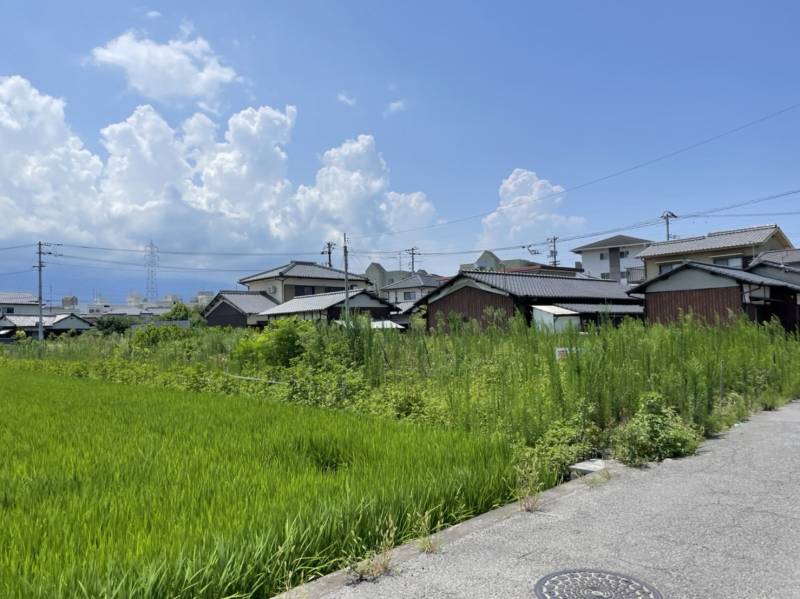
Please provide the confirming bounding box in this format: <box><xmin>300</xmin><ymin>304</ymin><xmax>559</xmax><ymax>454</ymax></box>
<box><xmin>57</xmin><ymin>243</ymin><xmax>323</xmax><ymax>257</ymax></box>
<box><xmin>0</xmin><ymin>243</ymin><xmax>34</xmax><ymax>252</ymax></box>
<box><xmin>0</xmin><ymin>268</ymin><xmax>34</xmax><ymax>277</ymax></box>
<box><xmin>350</xmin><ymin>99</ymin><xmax>800</xmax><ymax>240</ymax></box>
<box><xmin>685</xmin><ymin>211</ymin><xmax>800</xmax><ymax>218</ymax></box>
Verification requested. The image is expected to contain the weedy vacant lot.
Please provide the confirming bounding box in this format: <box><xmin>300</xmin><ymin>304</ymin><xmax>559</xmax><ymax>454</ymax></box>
<box><xmin>0</xmin><ymin>370</ymin><xmax>513</xmax><ymax>598</ymax></box>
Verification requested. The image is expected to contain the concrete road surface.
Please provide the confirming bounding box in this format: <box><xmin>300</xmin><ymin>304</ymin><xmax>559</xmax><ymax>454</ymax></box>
<box><xmin>317</xmin><ymin>401</ymin><xmax>800</xmax><ymax>599</ymax></box>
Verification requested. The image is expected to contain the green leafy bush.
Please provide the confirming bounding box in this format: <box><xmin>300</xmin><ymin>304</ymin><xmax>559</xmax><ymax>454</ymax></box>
<box><xmin>95</xmin><ymin>315</ymin><xmax>133</xmax><ymax>335</ymax></box>
<box><xmin>131</xmin><ymin>324</ymin><xmax>193</xmax><ymax>349</ymax></box>
<box><xmin>233</xmin><ymin>318</ymin><xmax>313</xmax><ymax>368</ymax></box>
<box><xmin>612</xmin><ymin>392</ymin><xmax>701</xmax><ymax>466</ymax></box>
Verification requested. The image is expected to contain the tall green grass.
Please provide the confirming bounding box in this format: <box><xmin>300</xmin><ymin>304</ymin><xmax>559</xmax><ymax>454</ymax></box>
<box><xmin>0</xmin><ymin>370</ymin><xmax>513</xmax><ymax>598</ymax></box>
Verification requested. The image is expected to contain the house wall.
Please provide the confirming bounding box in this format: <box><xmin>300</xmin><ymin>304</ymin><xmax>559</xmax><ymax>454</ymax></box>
<box><xmin>643</xmin><ymin>238</ymin><xmax>789</xmax><ymax>280</ymax></box>
<box><xmin>579</xmin><ymin>245</ymin><xmax>648</xmax><ymax>279</ymax></box>
<box><xmin>205</xmin><ymin>301</ymin><xmax>247</xmax><ymax>327</ymax></box>
<box><xmin>645</xmin><ymin>287</ymin><xmax>743</xmax><ymax>324</ymax></box>
<box><xmin>643</xmin><ymin>269</ymin><xmax>739</xmax><ymax>292</ymax></box>
<box><xmin>0</xmin><ymin>303</ymin><xmax>39</xmax><ymax>316</ymax></box>
<box><xmin>387</xmin><ymin>286</ymin><xmax>436</xmax><ymax>304</ymax></box>
<box><xmin>426</xmin><ymin>285</ymin><xmax>514</xmax><ymax>329</ymax></box>
<box><xmin>246</xmin><ymin>277</ymin><xmax>367</xmax><ymax>302</ymax></box>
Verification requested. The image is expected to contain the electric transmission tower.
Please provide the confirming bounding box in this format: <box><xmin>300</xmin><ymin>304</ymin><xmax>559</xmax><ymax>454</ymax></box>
<box><xmin>144</xmin><ymin>240</ymin><xmax>159</xmax><ymax>301</ymax></box>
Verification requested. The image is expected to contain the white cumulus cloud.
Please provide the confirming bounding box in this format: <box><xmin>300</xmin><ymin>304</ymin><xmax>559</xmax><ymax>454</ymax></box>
<box><xmin>91</xmin><ymin>30</ymin><xmax>238</xmax><ymax>106</ymax></box>
<box><xmin>0</xmin><ymin>76</ymin><xmax>436</xmax><ymax>259</ymax></box>
<box><xmin>479</xmin><ymin>168</ymin><xmax>585</xmax><ymax>249</ymax></box>
<box><xmin>144</xmin><ymin>10</ymin><xmax>162</xmax><ymax>19</ymax></box>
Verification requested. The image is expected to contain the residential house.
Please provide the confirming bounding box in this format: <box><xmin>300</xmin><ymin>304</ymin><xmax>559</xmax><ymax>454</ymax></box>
<box><xmin>0</xmin><ymin>291</ymin><xmax>39</xmax><ymax>316</ymax></box>
<box><xmin>747</xmin><ymin>248</ymin><xmax>800</xmax><ymax>287</ymax></box>
<box><xmin>636</xmin><ymin>225</ymin><xmax>793</xmax><ymax>280</ymax></box>
<box><xmin>202</xmin><ymin>291</ymin><xmax>278</xmax><ymax>327</ymax></box>
<box><xmin>416</xmin><ymin>271</ymin><xmax>642</xmax><ymax>329</ymax></box>
<box><xmin>0</xmin><ymin>313</ymin><xmax>93</xmax><ymax>338</ymax></box>
<box><xmin>628</xmin><ymin>261</ymin><xmax>800</xmax><ymax>330</ymax></box>
<box><xmin>571</xmin><ymin>235</ymin><xmax>651</xmax><ymax>283</ymax></box>
<box><xmin>256</xmin><ymin>289</ymin><xmax>394</xmax><ymax>323</ymax></box>
<box><xmin>238</xmin><ymin>261</ymin><xmax>369</xmax><ymax>303</ymax></box>
<box><xmin>381</xmin><ymin>272</ymin><xmax>444</xmax><ymax>304</ymax></box>
<box><xmin>365</xmin><ymin>262</ymin><xmax>412</xmax><ymax>296</ymax></box>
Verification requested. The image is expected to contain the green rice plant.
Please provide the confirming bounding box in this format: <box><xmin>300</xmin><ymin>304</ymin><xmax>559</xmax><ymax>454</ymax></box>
<box><xmin>0</xmin><ymin>370</ymin><xmax>514</xmax><ymax>598</ymax></box>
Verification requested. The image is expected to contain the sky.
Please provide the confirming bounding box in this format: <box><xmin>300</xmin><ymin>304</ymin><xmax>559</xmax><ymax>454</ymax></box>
<box><xmin>2</xmin><ymin>1</ymin><xmax>800</xmax><ymax>303</ymax></box>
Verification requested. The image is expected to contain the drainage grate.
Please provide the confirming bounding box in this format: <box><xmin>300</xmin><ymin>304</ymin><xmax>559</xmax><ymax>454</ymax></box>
<box><xmin>534</xmin><ymin>569</ymin><xmax>662</xmax><ymax>599</ymax></box>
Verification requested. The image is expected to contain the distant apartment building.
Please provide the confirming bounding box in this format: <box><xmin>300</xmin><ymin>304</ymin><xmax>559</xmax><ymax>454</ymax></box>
<box><xmin>571</xmin><ymin>235</ymin><xmax>652</xmax><ymax>283</ymax></box>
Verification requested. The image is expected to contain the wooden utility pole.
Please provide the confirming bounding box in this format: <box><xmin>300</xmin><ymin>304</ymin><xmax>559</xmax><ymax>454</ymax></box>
<box><xmin>321</xmin><ymin>241</ymin><xmax>336</xmax><ymax>268</ymax></box>
<box><xmin>343</xmin><ymin>233</ymin><xmax>350</xmax><ymax>321</ymax></box>
<box><xmin>405</xmin><ymin>247</ymin><xmax>419</xmax><ymax>272</ymax></box>
<box><xmin>661</xmin><ymin>211</ymin><xmax>677</xmax><ymax>241</ymax></box>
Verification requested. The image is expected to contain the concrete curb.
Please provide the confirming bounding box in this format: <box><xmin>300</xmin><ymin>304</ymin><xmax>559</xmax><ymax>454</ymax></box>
<box><xmin>275</xmin><ymin>462</ymin><xmax>623</xmax><ymax>599</ymax></box>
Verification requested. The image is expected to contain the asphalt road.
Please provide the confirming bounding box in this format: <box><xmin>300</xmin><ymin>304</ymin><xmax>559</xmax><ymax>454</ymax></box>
<box><xmin>320</xmin><ymin>400</ymin><xmax>800</xmax><ymax>599</ymax></box>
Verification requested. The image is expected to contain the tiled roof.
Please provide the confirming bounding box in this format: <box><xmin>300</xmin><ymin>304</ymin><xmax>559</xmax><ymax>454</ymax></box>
<box><xmin>571</xmin><ymin>235</ymin><xmax>652</xmax><ymax>253</ymax></box>
<box><xmin>460</xmin><ymin>271</ymin><xmax>635</xmax><ymax>301</ymax></box>
<box><xmin>393</xmin><ymin>300</ymin><xmax>417</xmax><ymax>314</ymax></box>
<box><xmin>0</xmin><ymin>291</ymin><xmax>37</xmax><ymax>304</ymax></box>
<box><xmin>636</xmin><ymin>225</ymin><xmax>789</xmax><ymax>259</ymax></box>
<box><xmin>629</xmin><ymin>261</ymin><xmax>800</xmax><ymax>294</ymax></box>
<box><xmin>259</xmin><ymin>289</ymin><xmax>389</xmax><ymax>316</ymax></box>
<box><xmin>214</xmin><ymin>291</ymin><xmax>277</xmax><ymax>315</ymax></box>
<box><xmin>4</xmin><ymin>313</ymin><xmax>91</xmax><ymax>328</ymax></box>
<box><xmin>749</xmin><ymin>248</ymin><xmax>800</xmax><ymax>268</ymax></box>
<box><xmin>381</xmin><ymin>272</ymin><xmax>443</xmax><ymax>290</ymax></box>
<box><xmin>554</xmin><ymin>303</ymin><xmax>645</xmax><ymax>315</ymax></box>
<box><xmin>239</xmin><ymin>261</ymin><xmax>368</xmax><ymax>284</ymax></box>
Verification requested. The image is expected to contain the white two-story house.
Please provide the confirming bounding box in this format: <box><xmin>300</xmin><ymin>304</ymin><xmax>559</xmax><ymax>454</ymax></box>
<box><xmin>571</xmin><ymin>235</ymin><xmax>652</xmax><ymax>283</ymax></box>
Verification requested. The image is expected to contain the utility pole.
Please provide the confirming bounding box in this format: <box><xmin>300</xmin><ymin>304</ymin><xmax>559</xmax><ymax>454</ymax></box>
<box><xmin>144</xmin><ymin>240</ymin><xmax>159</xmax><ymax>301</ymax></box>
<box><xmin>343</xmin><ymin>233</ymin><xmax>350</xmax><ymax>321</ymax></box>
<box><xmin>321</xmin><ymin>241</ymin><xmax>336</xmax><ymax>268</ymax></box>
<box><xmin>661</xmin><ymin>211</ymin><xmax>677</xmax><ymax>241</ymax></box>
<box><xmin>547</xmin><ymin>236</ymin><xmax>559</xmax><ymax>266</ymax></box>
<box><xmin>35</xmin><ymin>241</ymin><xmax>60</xmax><ymax>341</ymax></box>
<box><xmin>405</xmin><ymin>247</ymin><xmax>419</xmax><ymax>272</ymax></box>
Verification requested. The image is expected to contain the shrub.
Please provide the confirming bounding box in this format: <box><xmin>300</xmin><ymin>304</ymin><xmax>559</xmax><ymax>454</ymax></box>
<box><xmin>95</xmin><ymin>315</ymin><xmax>133</xmax><ymax>336</ymax></box>
<box><xmin>131</xmin><ymin>325</ymin><xmax>193</xmax><ymax>349</ymax></box>
<box><xmin>233</xmin><ymin>318</ymin><xmax>313</xmax><ymax>369</ymax></box>
<box><xmin>612</xmin><ymin>392</ymin><xmax>701</xmax><ymax>466</ymax></box>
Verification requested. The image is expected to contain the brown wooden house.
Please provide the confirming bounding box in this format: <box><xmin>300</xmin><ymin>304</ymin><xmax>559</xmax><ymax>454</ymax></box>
<box><xmin>628</xmin><ymin>261</ymin><xmax>800</xmax><ymax>330</ymax></box>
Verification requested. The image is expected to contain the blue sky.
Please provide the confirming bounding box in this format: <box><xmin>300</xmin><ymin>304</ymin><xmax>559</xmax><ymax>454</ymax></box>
<box><xmin>1</xmin><ymin>1</ymin><xmax>800</xmax><ymax>302</ymax></box>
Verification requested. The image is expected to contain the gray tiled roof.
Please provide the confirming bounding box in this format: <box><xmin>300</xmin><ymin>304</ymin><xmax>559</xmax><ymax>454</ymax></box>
<box><xmin>461</xmin><ymin>271</ymin><xmax>635</xmax><ymax>301</ymax></box>
<box><xmin>636</xmin><ymin>225</ymin><xmax>789</xmax><ymax>259</ymax></box>
<box><xmin>381</xmin><ymin>272</ymin><xmax>443</xmax><ymax>290</ymax></box>
<box><xmin>260</xmin><ymin>289</ymin><xmax>389</xmax><ymax>316</ymax></box>
<box><xmin>393</xmin><ymin>300</ymin><xmax>417</xmax><ymax>314</ymax></box>
<box><xmin>571</xmin><ymin>235</ymin><xmax>652</xmax><ymax>253</ymax></box>
<box><xmin>749</xmin><ymin>248</ymin><xmax>800</xmax><ymax>268</ymax></box>
<box><xmin>239</xmin><ymin>261</ymin><xmax>368</xmax><ymax>284</ymax></box>
<box><xmin>4</xmin><ymin>313</ymin><xmax>91</xmax><ymax>328</ymax></box>
<box><xmin>216</xmin><ymin>291</ymin><xmax>278</xmax><ymax>315</ymax></box>
<box><xmin>554</xmin><ymin>303</ymin><xmax>645</xmax><ymax>315</ymax></box>
<box><xmin>629</xmin><ymin>261</ymin><xmax>800</xmax><ymax>294</ymax></box>
<box><xmin>0</xmin><ymin>291</ymin><xmax>37</xmax><ymax>304</ymax></box>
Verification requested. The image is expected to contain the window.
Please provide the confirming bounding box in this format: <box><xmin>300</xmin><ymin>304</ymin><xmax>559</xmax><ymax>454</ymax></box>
<box><xmin>658</xmin><ymin>262</ymin><xmax>681</xmax><ymax>274</ymax></box>
<box><xmin>713</xmin><ymin>256</ymin><xmax>743</xmax><ymax>268</ymax></box>
<box><xmin>403</xmin><ymin>291</ymin><xmax>417</xmax><ymax>301</ymax></box>
<box><xmin>293</xmin><ymin>285</ymin><xmax>315</xmax><ymax>296</ymax></box>
<box><xmin>3</xmin><ymin>307</ymin><xmax>13</xmax><ymax>314</ymax></box>
<box><xmin>599</xmin><ymin>252</ymin><xmax>606</xmax><ymax>261</ymax></box>
<box><xmin>600</xmin><ymin>273</ymin><xmax>612</xmax><ymax>280</ymax></box>
<box><xmin>324</xmin><ymin>287</ymin><xmax>344</xmax><ymax>293</ymax></box>
<box><xmin>619</xmin><ymin>250</ymin><xmax>629</xmax><ymax>259</ymax></box>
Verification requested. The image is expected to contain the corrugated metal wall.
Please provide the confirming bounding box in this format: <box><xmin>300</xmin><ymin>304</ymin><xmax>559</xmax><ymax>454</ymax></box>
<box><xmin>645</xmin><ymin>287</ymin><xmax>742</xmax><ymax>324</ymax></box>
<box><xmin>427</xmin><ymin>286</ymin><xmax>515</xmax><ymax>328</ymax></box>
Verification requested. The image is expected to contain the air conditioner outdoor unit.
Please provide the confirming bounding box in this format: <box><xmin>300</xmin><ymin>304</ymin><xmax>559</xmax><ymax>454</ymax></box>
<box><xmin>268</xmin><ymin>285</ymin><xmax>277</xmax><ymax>294</ymax></box>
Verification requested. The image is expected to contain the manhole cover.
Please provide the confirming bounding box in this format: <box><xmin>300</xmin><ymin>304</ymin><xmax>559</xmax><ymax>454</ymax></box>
<box><xmin>534</xmin><ymin>569</ymin><xmax>662</xmax><ymax>599</ymax></box>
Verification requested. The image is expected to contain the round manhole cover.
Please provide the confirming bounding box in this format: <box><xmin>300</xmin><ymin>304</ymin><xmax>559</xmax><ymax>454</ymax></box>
<box><xmin>534</xmin><ymin>569</ymin><xmax>662</xmax><ymax>599</ymax></box>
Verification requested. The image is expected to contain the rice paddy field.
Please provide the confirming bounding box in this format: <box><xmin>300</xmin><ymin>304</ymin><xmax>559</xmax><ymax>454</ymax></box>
<box><xmin>0</xmin><ymin>370</ymin><xmax>514</xmax><ymax>598</ymax></box>
<box><xmin>3</xmin><ymin>314</ymin><xmax>800</xmax><ymax>597</ymax></box>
